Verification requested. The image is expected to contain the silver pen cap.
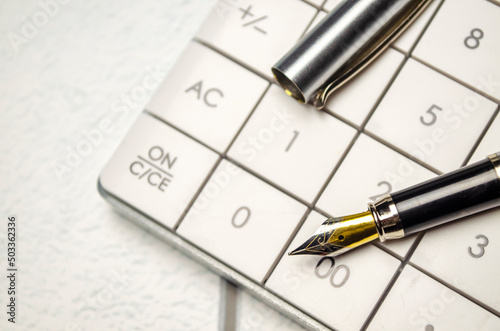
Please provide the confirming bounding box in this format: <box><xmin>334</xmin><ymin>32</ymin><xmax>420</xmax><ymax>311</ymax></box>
<box><xmin>272</xmin><ymin>0</ymin><xmax>431</xmax><ymax>109</ymax></box>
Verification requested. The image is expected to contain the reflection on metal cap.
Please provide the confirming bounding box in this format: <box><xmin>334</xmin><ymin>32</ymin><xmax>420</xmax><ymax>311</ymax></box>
<box><xmin>272</xmin><ymin>0</ymin><xmax>431</xmax><ymax>109</ymax></box>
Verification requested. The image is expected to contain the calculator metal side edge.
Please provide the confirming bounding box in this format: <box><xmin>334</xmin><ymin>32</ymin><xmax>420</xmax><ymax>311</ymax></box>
<box><xmin>97</xmin><ymin>179</ymin><xmax>332</xmax><ymax>331</ymax></box>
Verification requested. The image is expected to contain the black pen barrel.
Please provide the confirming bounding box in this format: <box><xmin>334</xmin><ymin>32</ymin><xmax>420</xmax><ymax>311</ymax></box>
<box><xmin>391</xmin><ymin>153</ymin><xmax>500</xmax><ymax>236</ymax></box>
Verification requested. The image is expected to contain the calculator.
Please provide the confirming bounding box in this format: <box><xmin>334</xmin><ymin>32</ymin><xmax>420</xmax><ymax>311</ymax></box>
<box><xmin>98</xmin><ymin>0</ymin><xmax>500</xmax><ymax>330</ymax></box>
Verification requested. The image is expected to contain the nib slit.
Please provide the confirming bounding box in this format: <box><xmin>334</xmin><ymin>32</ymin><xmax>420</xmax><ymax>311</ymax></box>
<box><xmin>287</xmin><ymin>211</ymin><xmax>379</xmax><ymax>258</ymax></box>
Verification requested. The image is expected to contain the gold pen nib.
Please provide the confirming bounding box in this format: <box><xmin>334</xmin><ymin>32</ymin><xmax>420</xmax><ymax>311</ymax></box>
<box><xmin>289</xmin><ymin>211</ymin><xmax>379</xmax><ymax>257</ymax></box>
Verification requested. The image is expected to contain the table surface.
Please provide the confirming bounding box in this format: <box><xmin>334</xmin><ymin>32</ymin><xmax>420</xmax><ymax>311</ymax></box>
<box><xmin>0</xmin><ymin>1</ymin><xmax>306</xmax><ymax>330</ymax></box>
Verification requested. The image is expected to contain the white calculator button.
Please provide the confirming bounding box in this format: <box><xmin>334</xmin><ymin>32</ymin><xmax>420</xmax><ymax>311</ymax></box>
<box><xmin>267</xmin><ymin>211</ymin><xmax>400</xmax><ymax>331</ymax></box>
<box><xmin>316</xmin><ymin>134</ymin><xmax>435</xmax><ymax>257</ymax></box>
<box><xmin>365</xmin><ymin>58</ymin><xmax>497</xmax><ymax>173</ymax></box>
<box><xmin>228</xmin><ymin>85</ymin><xmax>357</xmax><ymax>203</ymax></box>
<box><xmin>368</xmin><ymin>265</ymin><xmax>500</xmax><ymax>331</ymax></box>
<box><xmin>411</xmin><ymin>207</ymin><xmax>500</xmax><ymax>313</ymax></box>
<box><xmin>392</xmin><ymin>0</ymin><xmax>442</xmax><ymax>54</ymax></box>
<box><xmin>147</xmin><ymin>42</ymin><xmax>268</xmax><ymax>153</ymax></box>
<box><xmin>324</xmin><ymin>49</ymin><xmax>405</xmax><ymax>127</ymax></box>
<box><xmin>177</xmin><ymin>159</ymin><xmax>307</xmax><ymax>283</ymax></box>
<box><xmin>196</xmin><ymin>0</ymin><xmax>317</xmax><ymax>78</ymax></box>
<box><xmin>470</xmin><ymin>113</ymin><xmax>500</xmax><ymax>164</ymax></box>
<box><xmin>100</xmin><ymin>113</ymin><xmax>219</xmax><ymax>228</ymax></box>
<box><xmin>413</xmin><ymin>0</ymin><xmax>500</xmax><ymax>102</ymax></box>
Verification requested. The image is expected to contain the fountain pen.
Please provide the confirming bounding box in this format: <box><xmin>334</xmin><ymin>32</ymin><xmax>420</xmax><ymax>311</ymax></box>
<box><xmin>290</xmin><ymin>152</ymin><xmax>500</xmax><ymax>257</ymax></box>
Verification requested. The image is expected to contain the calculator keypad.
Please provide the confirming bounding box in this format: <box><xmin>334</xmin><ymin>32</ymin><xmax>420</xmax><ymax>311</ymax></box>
<box><xmin>99</xmin><ymin>0</ymin><xmax>500</xmax><ymax>329</ymax></box>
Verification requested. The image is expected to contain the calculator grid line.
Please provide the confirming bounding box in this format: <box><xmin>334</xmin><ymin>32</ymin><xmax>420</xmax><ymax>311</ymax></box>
<box><xmin>145</xmin><ymin>110</ymin><xmax>221</xmax><ymax>155</ymax></box>
<box><xmin>360</xmin><ymin>261</ymin><xmax>405</xmax><ymax>331</ymax></box>
<box><xmin>357</xmin><ymin>50</ymin><xmax>408</xmax><ymax>130</ymax></box>
<box><xmin>410</xmin><ymin>55</ymin><xmax>500</xmax><ymax>105</ymax></box>
<box><xmin>262</xmin><ymin>208</ymin><xmax>313</xmax><ymax>284</ymax></box>
<box><xmin>173</xmin><ymin>155</ymin><xmax>224</xmax><ymax>231</ymax></box>
<box><xmin>222</xmin><ymin>83</ymin><xmax>273</xmax><ymax>157</ymax></box>
<box><xmin>408</xmin><ymin>259</ymin><xmax>500</xmax><ymax>318</ymax></box>
<box><xmin>361</xmin><ymin>130</ymin><xmax>442</xmax><ymax>174</ymax></box>
<box><xmin>194</xmin><ymin>37</ymin><xmax>275</xmax><ymax>83</ymax></box>
<box><xmin>462</xmin><ymin>105</ymin><xmax>500</xmax><ymax>167</ymax></box>
<box><xmin>405</xmin><ymin>0</ymin><xmax>445</xmax><ymax>56</ymax></box>
<box><xmin>361</xmin><ymin>231</ymin><xmax>428</xmax><ymax>330</ymax></box>
<box><xmin>263</xmin><ymin>130</ymin><xmax>361</xmax><ymax>285</ymax></box>
<box><xmin>224</xmin><ymin>154</ymin><xmax>313</xmax><ymax>207</ymax></box>
<box><xmin>299</xmin><ymin>8</ymin><xmax>324</xmax><ymax>39</ymax></box>
<box><xmin>310</xmin><ymin>132</ymin><xmax>361</xmax><ymax>207</ymax></box>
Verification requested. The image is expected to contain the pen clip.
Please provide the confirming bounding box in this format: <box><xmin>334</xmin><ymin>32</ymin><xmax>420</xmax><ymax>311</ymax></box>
<box><xmin>312</xmin><ymin>0</ymin><xmax>433</xmax><ymax>109</ymax></box>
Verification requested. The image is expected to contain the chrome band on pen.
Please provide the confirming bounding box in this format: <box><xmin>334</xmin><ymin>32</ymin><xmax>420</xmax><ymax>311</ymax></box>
<box><xmin>489</xmin><ymin>152</ymin><xmax>500</xmax><ymax>184</ymax></box>
<box><xmin>291</xmin><ymin>152</ymin><xmax>500</xmax><ymax>257</ymax></box>
<box><xmin>369</xmin><ymin>195</ymin><xmax>404</xmax><ymax>242</ymax></box>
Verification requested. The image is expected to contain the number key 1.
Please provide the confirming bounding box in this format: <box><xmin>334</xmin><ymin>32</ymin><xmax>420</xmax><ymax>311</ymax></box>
<box><xmin>228</xmin><ymin>85</ymin><xmax>356</xmax><ymax>203</ymax></box>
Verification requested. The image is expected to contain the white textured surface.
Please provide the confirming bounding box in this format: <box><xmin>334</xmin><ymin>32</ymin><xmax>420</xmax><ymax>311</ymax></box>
<box><xmin>0</xmin><ymin>0</ymin><xmax>222</xmax><ymax>330</ymax></box>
